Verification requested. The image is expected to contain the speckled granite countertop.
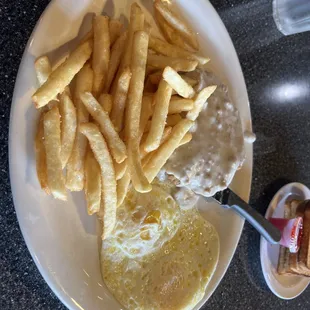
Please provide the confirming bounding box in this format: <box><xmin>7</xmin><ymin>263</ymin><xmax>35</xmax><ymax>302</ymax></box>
<box><xmin>1</xmin><ymin>0</ymin><xmax>310</xmax><ymax>309</ymax></box>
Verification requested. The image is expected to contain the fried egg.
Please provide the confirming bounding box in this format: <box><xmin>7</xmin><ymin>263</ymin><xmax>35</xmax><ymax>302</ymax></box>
<box><xmin>100</xmin><ymin>184</ymin><xmax>219</xmax><ymax>310</ymax></box>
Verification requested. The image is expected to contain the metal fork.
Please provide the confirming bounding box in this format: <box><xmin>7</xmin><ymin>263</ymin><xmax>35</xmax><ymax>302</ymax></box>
<box><xmin>204</xmin><ymin>188</ymin><xmax>281</xmax><ymax>244</ymax></box>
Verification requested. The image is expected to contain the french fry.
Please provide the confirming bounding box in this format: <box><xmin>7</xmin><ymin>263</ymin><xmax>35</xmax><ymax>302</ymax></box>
<box><xmin>154</xmin><ymin>9</ymin><xmax>194</xmax><ymax>52</ymax></box>
<box><xmin>35</xmin><ymin>56</ymin><xmax>52</xmax><ymax>86</ymax></box>
<box><xmin>187</xmin><ymin>85</ymin><xmax>217</xmax><ymax>121</ymax></box>
<box><xmin>117</xmin><ymin>169</ymin><xmax>131</xmax><ymax>207</ymax></box>
<box><xmin>166</xmin><ymin>114</ymin><xmax>182</xmax><ymax>127</ymax></box>
<box><xmin>140</xmin><ymin>126</ymin><xmax>172</xmax><ymax>160</ymax></box>
<box><xmin>93</xmin><ymin>15</ymin><xmax>110</xmax><ymax>96</ymax></box>
<box><xmin>171</xmin><ymin>76</ymin><xmax>197</xmax><ymax>95</ymax></box>
<box><xmin>154</xmin><ymin>0</ymin><xmax>199</xmax><ymax>50</ymax></box>
<box><xmin>147</xmin><ymin>54</ymin><xmax>198</xmax><ymax>72</ymax></box>
<box><xmin>144</xmin><ymin>119</ymin><xmax>194</xmax><ymax>182</ymax></box>
<box><xmin>80</xmin><ymin>92</ymin><xmax>127</xmax><ymax>163</ymax></box>
<box><xmin>144</xmin><ymin>80</ymin><xmax>172</xmax><ymax>152</ymax></box>
<box><xmin>143</xmin><ymin>120</ymin><xmax>151</xmax><ymax>133</ymax></box>
<box><xmin>98</xmin><ymin>93</ymin><xmax>113</xmax><ymax>114</ymax></box>
<box><xmin>139</xmin><ymin>95</ymin><xmax>153</xmax><ymax>136</ymax></box>
<box><xmin>122</xmin><ymin>3</ymin><xmax>145</xmax><ymax>71</ymax></box>
<box><xmin>66</xmin><ymin>64</ymin><xmax>93</xmax><ymax>191</ymax></box>
<box><xmin>168</xmin><ymin>97</ymin><xmax>194</xmax><ymax>114</ymax></box>
<box><xmin>179</xmin><ymin>133</ymin><xmax>192</xmax><ymax>146</ymax></box>
<box><xmin>110</xmin><ymin>67</ymin><xmax>132</xmax><ymax>132</ymax></box>
<box><xmin>141</xmin><ymin>126</ymin><xmax>184</xmax><ymax>167</ymax></box>
<box><xmin>126</xmin><ymin>31</ymin><xmax>151</xmax><ymax>193</ymax></box>
<box><xmin>149</xmin><ymin>36</ymin><xmax>209</xmax><ymax>65</ymax></box>
<box><xmin>84</xmin><ymin>148</ymin><xmax>101</xmax><ymax>215</ymax></box>
<box><xmin>59</xmin><ymin>89</ymin><xmax>77</xmax><ymax>169</ymax></box>
<box><xmin>80</xmin><ymin>123</ymin><xmax>116</xmax><ymax>239</ymax></box>
<box><xmin>109</xmin><ymin>19</ymin><xmax>123</xmax><ymax>45</ymax></box>
<box><xmin>44</xmin><ymin>106</ymin><xmax>67</xmax><ymax>200</ymax></box>
<box><xmin>34</xmin><ymin>56</ymin><xmax>53</xmax><ymax>194</ymax></box>
<box><xmin>148</xmin><ymin>70</ymin><xmax>163</xmax><ymax>85</ymax></box>
<box><xmin>110</xmin><ymin>4</ymin><xmax>144</xmax><ymax>95</ymax></box>
<box><xmin>144</xmin><ymin>76</ymin><xmax>157</xmax><ymax>93</ymax></box>
<box><xmin>104</xmin><ymin>32</ymin><xmax>127</xmax><ymax>93</ymax></box>
<box><xmin>163</xmin><ymin>66</ymin><xmax>195</xmax><ymax>98</ymax></box>
<box><xmin>145</xmin><ymin>65</ymin><xmax>158</xmax><ymax>77</ymax></box>
<box><xmin>32</xmin><ymin>40</ymin><xmax>92</xmax><ymax>108</ymax></box>
<box><xmin>80</xmin><ymin>28</ymin><xmax>93</xmax><ymax>45</ymax></box>
<box><xmin>114</xmin><ymin>159</ymin><xmax>127</xmax><ymax>180</ymax></box>
<box><xmin>35</xmin><ymin>113</ymin><xmax>50</xmax><ymax>194</ymax></box>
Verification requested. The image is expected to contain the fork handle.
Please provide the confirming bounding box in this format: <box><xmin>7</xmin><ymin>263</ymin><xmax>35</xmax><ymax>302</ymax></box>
<box><xmin>223</xmin><ymin>195</ymin><xmax>282</xmax><ymax>244</ymax></box>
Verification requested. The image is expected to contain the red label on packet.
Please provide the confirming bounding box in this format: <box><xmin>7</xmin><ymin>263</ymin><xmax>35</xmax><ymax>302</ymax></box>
<box><xmin>269</xmin><ymin>217</ymin><xmax>303</xmax><ymax>253</ymax></box>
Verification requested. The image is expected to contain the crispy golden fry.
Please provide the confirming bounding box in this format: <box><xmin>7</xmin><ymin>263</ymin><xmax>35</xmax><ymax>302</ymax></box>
<box><xmin>80</xmin><ymin>28</ymin><xmax>93</xmax><ymax>45</ymax></box>
<box><xmin>163</xmin><ymin>66</ymin><xmax>195</xmax><ymax>98</ymax></box>
<box><xmin>145</xmin><ymin>65</ymin><xmax>158</xmax><ymax>78</ymax></box>
<box><xmin>66</xmin><ymin>64</ymin><xmax>93</xmax><ymax>191</ymax></box>
<box><xmin>140</xmin><ymin>126</ymin><xmax>172</xmax><ymax>160</ymax></box>
<box><xmin>149</xmin><ymin>72</ymin><xmax>197</xmax><ymax>90</ymax></box>
<box><xmin>149</xmin><ymin>36</ymin><xmax>209</xmax><ymax>65</ymax></box>
<box><xmin>144</xmin><ymin>80</ymin><xmax>172</xmax><ymax>152</ymax></box>
<box><xmin>139</xmin><ymin>95</ymin><xmax>153</xmax><ymax>136</ymax></box>
<box><xmin>143</xmin><ymin>120</ymin><xmax>151</xmax><ymax>133</ymax></box>
<box><xmin>59</xmin><ymin>89</ymin><xmax>77</xmax><ymax>169</ymax></box>
<box><xmin>148</xmin><ymin>70</ymin><xmax>163</xmax><ymax>85</ymax></box>
<box><xmin>35</xmin><ymin>56</ymin><xmax>52</xmax><ymax>86</ymax></box>
<box><xmin>154</xmin><ymin>9</ymin><xmax>194</xmax><ymax>52</ymax></box>
<box><xmin>117</xmin><ymin>169</ymin><xmax>131</xmax><ymax>207</ymax></box>
<box><xmin>166</xmin><ymin>114</ymin><xmax>182</xmax><ymax>126</ymax></box>
<box><xmin>147</xmin><ymin>54</ymin><xmax>198</xmax><ymax>72</ymax></box>
<box><xmin>179</xmin><ymin>132</ymin><xmax>192</xmax><ymax>146</ymax></box>
<box><xmin>171</xmin><ymin>76</ymin><xmax>197</xmax><ymax>95</ymax></box>
<box><xmin>98</xmin><ymin>93</ymin><xmax>113</xmax><ymax>114</ymax></box>
<box><xmin>187</xmin><ymin>85</ymin><xmax>217</xmax><ymax>121</ymax></box>
<box><xmin>110</xmin><ymin>67</ymin><xmax>132</xmax><ymax>132</ymax></box>
<box><xmin>34</xmin><ymin>56</ymin><xmax>57</xmax><ymax>111</ymax></box>
<box><xmin>126</xmin><ymin>31</ymin><xmax>151</xmax><ymax>193</ymax></box>
<box><xmin>93</xmin><ymin>15</ymin><xmax>110</xmax><ymax>96</ymax></box>
<box><xmin>34</xmin><ymin>56</ymin><xmax>53</xmax><ymax>194</ymax></box>
<box><xmin>143</xmin><ymin>130</ymin><xmax>192</xmax><ymax>166</ymax></box>
<box><xmin>44</xmin><ymin>106</ymin><xmax>67</xmax><ymax>200</ymax></box>
<box><xmin>168</xmin><ymin>97</ymin><xmax>194</xmax><ymax>114</ymax></box>
<box><xmin>81</xmin><ymin>92</ymin><xmax>127</xmax><ymax>163</ymax></box>
<box><xmin>144</xmin><ymin>76</ymin><xmax>157</xmax><ymax>93</ymax></box>
<box><xmin>84</xmin><ymin>148</ymin><xmax>101</xmax><ymax>215</ymax></box>
<box><xmin>32</xmin><ymin>40</ymin><xmax>92</xmax><ymax>108</ymax></box>
<box><xmin>35</xmin><ymin>113</ymin><xmax>50</xmax><ymax>194</ymax></box>
<box><xmin>144</xmin><ymin>119</ymin><xmax>194</xmax><ymax>182</ymax></box>
<box><xmin>109</xmin><ymin>19</ymin><xmax>123</xmax><ymax>45</ymax></box>
<box><xmin>143</xmin><ymin>131</ymin><xmax>192</xmax><ymax>167</ymax></box>
<box><xmin>80</xmin><ymin>123</ymin><xmax>116</xmax><ymax>239</ymax></box>
<box><xmin>144</xmin><ymin>19</ymin><xmax>153</xmax><ymax>34</ymax></box>
<box><xmin>104</xmin><ymin>32</ymin><xmax>127</xmax><ymax>93</ymax></box>
<box><xmin>122</xmin><ymin>3</ymin><xmax>145</xmax><ymax>71</ymax></box>
<box><xmin>154</xmin><ymin>0</ymin><xmax>199</xmax><ymax>50</ymax></box>
<box><xmin>114</xmin><ymin>159</ymin><xmax>127</xmax><ymax>180</ymax></box>
<box><xmin>110</xmin><ymin>4</ymin><xmax>144</xmax><ymax>95</ymax></box>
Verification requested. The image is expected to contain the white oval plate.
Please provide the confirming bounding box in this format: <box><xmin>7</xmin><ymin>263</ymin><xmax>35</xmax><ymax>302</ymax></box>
<box><xmin>9</xmin><ymin>0</ymin><xmax>253</xmax><ymax>309</ymax></box>
<box><xmin>260</xmin><ymin>182</ymin><xmax>310</xmax><ymax>299</ymax></box>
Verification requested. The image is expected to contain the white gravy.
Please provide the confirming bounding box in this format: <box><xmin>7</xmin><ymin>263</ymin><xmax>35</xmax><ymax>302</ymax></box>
<box><xmin>164</xmin><ymin>71</ymin><xmax>245</xmax><ymax>198</ymax></box>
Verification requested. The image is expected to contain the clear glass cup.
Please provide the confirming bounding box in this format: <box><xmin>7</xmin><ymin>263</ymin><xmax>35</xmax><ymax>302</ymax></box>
<box><xmin>273</xmin><ymin>0</ymin><xmax>310</xmax><ymax>35</ymax></box>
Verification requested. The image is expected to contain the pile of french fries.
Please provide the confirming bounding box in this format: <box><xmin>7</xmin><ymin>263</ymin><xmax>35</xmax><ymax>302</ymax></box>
<box><xmin>32</xmin><ymin>0</ymin><xmax>217</xmax><ymax>239</ymax></box>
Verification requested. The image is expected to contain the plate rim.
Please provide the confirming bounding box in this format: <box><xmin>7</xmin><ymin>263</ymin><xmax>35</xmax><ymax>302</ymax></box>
<box><xmin>8</xmin><ymin>0</ymin><xmax>253</xmax><ymax>309</ymax></box>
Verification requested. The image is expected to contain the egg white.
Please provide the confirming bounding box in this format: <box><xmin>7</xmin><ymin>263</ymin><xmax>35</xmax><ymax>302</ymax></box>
<box><xmin>100</xmin><ymin>184</ymin><xmax>219</xmax><ymax>310</ymax></box>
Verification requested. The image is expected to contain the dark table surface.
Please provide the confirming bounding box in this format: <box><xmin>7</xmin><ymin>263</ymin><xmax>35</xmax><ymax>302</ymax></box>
<box><xmin>1</xmin><ymin>0</ymin><xmax>310</xmax><ymax>309</ymax></box>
